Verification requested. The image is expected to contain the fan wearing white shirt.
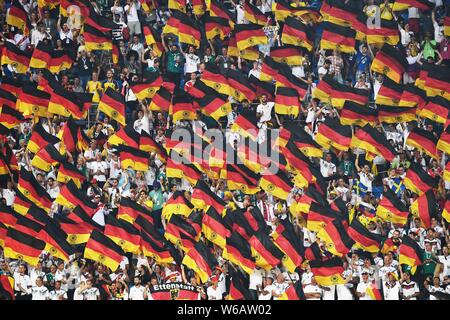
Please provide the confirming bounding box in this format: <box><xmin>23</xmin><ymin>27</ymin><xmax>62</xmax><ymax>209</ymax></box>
<box><xmin>256</xmin><ymin>95</ymin><xmax>275</xmax><ymax>125</ymax></box>
<box><xmin>304</xmin><ymin>277</ymin><xmax>323</xmax><ymax>300</ymax></box>
<box><xmin>14</xmin><ymin>264</ymin><xmax>32</xmax><ymax>300</ymax></box>
<box><xmin>30</xmin><ymin>277</ymin><xmax>49</xmax><ymax>300</ymax></box>
<box><xmin>49</xmin><ymin>280</ymin><xmax>68</xmax><ymax>300</ymax></box>
<box><xmin>79</xmin><ymin>279</ymin><xmax>100</xmax><ymax>300</ymax></box>
<box><xmin>320</xmin><ymin>153</ymin><xmax>336</xmax><ymax>178</ymax></box>
<box><xmin>181</xmin><ymin>45</ymin><xmax>200</xmax><ymax>76</ymax></box>
<box><xmin>356</xmin><ymin>271</ymin><xmax>373</xmax><ymax>300</ymax></box>
<box><xmin>129</xmin><ymin>277</ymin><xmax>147</xmax><ymax>300</ymax></box>
<box><xmin>207</xmin><ymin>276</ymin><xmax>222</xmax><ymax>300</ymax></box>
<box><xmin>258</xmin><ymin>276</ymin><xmax>275</xmax><ymax>300</ymax></box>
<box><xmin>272</xmin><ymin>273</ymin><xmax>289</xmax><ymax>300</ymax></box>
<box><xmin>133</xmin><ymin>103</ymin><xmax>151</xmax><ymax>134</ymax></box>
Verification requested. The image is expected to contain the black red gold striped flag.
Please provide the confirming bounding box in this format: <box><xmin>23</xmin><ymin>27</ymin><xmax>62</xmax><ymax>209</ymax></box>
<box><xmin>399</xmin><ymin>235</ymin><xmax>424</xmax><ymax>274</ymax></box>
<box><xmin>306</xmin><ymin>202</ymin><xmax>342</xmax><ymax>232</ymax></box>
<box><xmin>274</xmin><ymin>87</ymin><xmax>300</xmax><ymax>117</ymax></box>
<box><xmin>286</xmin><ymin>123</ymin><xmax>323</xmax><ymax>158</ymax></box>
<box><xmin>98</xmin><ymin>87</ymin><xmax>126</xmax><ymax>125</ymax></box>
<box><xmin>315</xmin><ymin>117</ymin><xmax>352</xmax><ymax>151</ymax></box>
<box><xmin>423</xmin><ymin>65</ymin><xmax>450</xmax><ymax>100</ymax></box>
<box><xmin>376</xmin><ymin>188</ymin><xmax>410</xmax><ymax>225</ymax></box>
<box><xmin>182</xmin><ymin>240</ymin><xmax>218</xmax><ymax>283</ymax></box>
<box><xmin>3</xmin><ymin>228</ymin><xmax>46</xmax><ymax>266</ymax></box>
<box><xmin>168</xmin><ymin>0</ymin><xmax>186</xmax><ymax>12</ymax></box>
<box><xmin>248</xmin><ymin>75</ymin><xmax>276</xmax><ymax>100</ymax></box>
<box><xmin>442</xmin><ymin>194</ymin><xmax>450</xmax><ymax>223</ymax></box>
<box><xmin>222</xmin><ymin>231</ymin><xmax>256</xmax><ymax>274</ymax></box>
<box><xmin>58</xmin><ymin>118</ymin><xmax>89</xmax><ymax>154</ymax></box>
<box><xmin>130</xmin><ymin>72</ymin><xmax>163</xmax><ymax>100</ymax></box>
<box><xmin>0</xmin><ymin>205</ymin><xmax>19</xmax><ymax>228</ymax></box>
<box><xmin>56</xmin><ymin>160</ymin><xmax>87</xmax><ymax>187</ymax></box>
<box><xmin>320</xmin><ymin>21</ymin><xmax>356</xmax><ymax>54</ymax></box>
<box><xmin>230</xmin><ymin>109</ymin><xmax>259</xmax><ymax>141</ymax></box>
<box><xmin>259</xmin><ymin>169</ymin><xmax>294</xmax><ymax>201</ymax></box>
<box><xmin>404</xmin><ymin>162</ymin><xmax>438</xmax><ymax>195</ymax></box>
<box><xmin>191</xmin><ymin>180</ymin><xmax>227</xmax><ymax>213</ymax></box>
<box><xmin>392</xmin><ymin>0</ymin><xmax>433</xmax><ymax>11</ymax></box>
<box><xmin>0</xmin><ymin>105</ymin><xmax>26</xmax><ymax>129</ymax></box>
<box><xmin>6</xmin><ymin>0</ymin><xmax>31</xmax><ymax>35</ymax></box>
<box><xmin>11</xmin><ymin>189</ymin><xmax>33</xmax><ymax>215</ymax></box>
<box><xmin>249</xmin><ymin>231</ymin><xmax>285</xmax><ymax>270</ymax></box>
<box><xmin>0</xmin><ymin>274</ymin><xmax>14</xmax><ymax>300</ymax></box>
<box><xmin>371</xmin><ymin>44</ymin><xmax>408</xmax><ymax>84</ymax></box>
<box><xmin>84</xmin><ymin>229</ymin><xmax>125</xmax><ymax>272</ymax></box>
<box><xmin>351</xmin><ymin>124</ymin><xmax>397</xmax><ymax>161</ymax></box>
<box><xmin>348</xmin><ymin>218</ymin><xmax>384</xmax><ymax>253</ymax></box>
<box><xmin>259</xmin><ymin>55</ymin><xmax>282</xmax><ymax>82</ymax></box>
<box><xmin>197</xmin><ymin>91</ymin><xmax>232</xmax><ymax>121</ymax></box>
<box><xmin>405</xmin><ymin>127</ymin><xmax>438</xmax><ymax>159</ymax></box>
<box><xmin>226</xmin><ymin>68</ymin><xmax>257</xmax><ymax>103</ymax></box>
<box><xmin>378</xmin><ymin>105</ymin><xmax>417</xmax><ymax>124</ymax></box>
<box><xmin>30</xmin><ymin>144</ymin><xmax>65</xmax><ymax>172</ymax></box>
<box><xmin>191</xmin><ymin>0</ymin><xmax>205</xmax><ymax>16</ymax></box>
<box><xmin>281</xmin><ymin>16</ymin><xmax>314</xmax><ymax>51</ymax></box>
<box><xmin>375</xmin><ymin>77</ymin><xmax>403</xmax><ymax>106</ymax></box>
<box><xmin>117</xmin><ymin>145</ymin><xmax>150</xmax><ymax>172</ymax></box>
<box><xmin>320</xmin><ymin>0</ymin><xmax>359</xmax><ymax>27</ymax></box>
<box><xmin>272</xmin><ymin>220</ymin><xmax>304</xmax><ymax>273</ymax></box>
<box><xmin>202</xmin><ymin>206</ymin><xmax>231</xmax><ymax>248</ymax></box>
<box><xmin>366</xmin><ymin>19</ymin><xmax>400</xmax><ymax>47</ymax></box>
<box><xmin>18</xmin><ymin>168</ymin><xmax>53</xmax><ymax>213</ymax></box>
<box><xmin>166</xmin><ymin>151</ymin><xmax>203</xmax><ymax>185</ymax></box>
<box><xmin>399</xmin><ymin>84</ymin><xmax>427</xmax><ymax>109</ymax></box>
<box><xmin>204</xmin><ymin>14</ymin><xmax>231</xmax><ymax>40</ymax></box>
<box><xmin>37</xmin><ymin>222</ymin><xmax>74</xmax><ymax>261</ymax></box>
<box><xmin>243</xmin><ymin>2</ymin><xmax>267</xmax><ymax>25</ymax></box>
<box><xmin>178</xmin><ymin>13</ymin><xmax>202</xmax><ymax>48</ymax></box>
<box><xmin>417</xmin><ymin>96</ymin><xmax>450</xmax><ymax>125</ymax></box>
<box><xmin>275</xmin><ymin>66</ymin><xmax>309</xmax><ymax>99</ymax></box>
<box><xmin>235</xmin><ymin>23</ymin><xmax>268</xmax><ymax>51</ymax></box>
<box><xmin>309</xmin><ymin>257</ymin><xmax>346</xmax><ymax>286</ymax></box>
<box><xmin>162</xmin><ymin>190</ymin><xmax>195</xmax><ymax>221</ymax></box>
<box><xmin>410</xmin><ymin>189</ymin><xmax>437</xmax><ymax>229</ymax></box>
<box><xmin>201</xmin><ymin>64</ymin><xmax>231</xmax><ymax>96</ymax></box>
<box><xmin>0</xmin><ymin>88</ymin><xmax>18</xmax><ymax>110</ymax></box>
<box><xmin>271</xmin><ymin>45</ymin><xmax>303</xmax><ymax>65</ymax></box>
<box><xmin>317</xmin><ymin>219</ymin><xmax>355</xmax><ymax>257</ymax></box>
<box><xmin>84</xmin><ymin>23</ymin><xmax>113</xmax><ymax>51</ymax></box>
<box><xmin>0</xmin><ymin>77</ymin><xmax>23</xmax><ymax>97</ymax></box>
<box><xmin>227</xmin><ymin>269</ymin><xmax>252</xmax><ymax>300</ymax></box>
<box><xmin>438</xmin><ymin>126</ymin><xmax>450</xmax><ymax>154</ymax></box>
<box><xmin>340</xmin><ymin>101</ymin><xmax>377</xmax><ymax>127</ymax></box>
<box><xmin>85</xmin><ymin>4</ymin><xmax>120</xmax><ymax>32</ymax></box>
<box><xmin>117</xmin><ymin>196</ymin><xmax>153</xmax><ymax>225</ymax></box>
<box><xmin>221</xmin><ymin>163</ymin><xmax>261</xmax><ymax>195</ymax></box>
<box><xmin>104</xmin><ymin>215</ymin><xmax>141</xmax><ymax>254</ymax></box>
<box><xmin>29</xmin><ymin>41</ymin><xmax>53</xmax><ymax>69</ymax></box>
<box><xmin>55</xmin><ymin>180</ymin><xmax>98</xmax><ymax>214</ymax></box>
<box><xmin>149</xmin><ymin>86</ymin><xmax>172</xmax><ymax>112</ymax></box>
<box><xmin>208</xmin><ymin>0</ymin><xmax>235</xmax><ymax>28</ymax></box>
<box><xmin>171</xmin><ymin>92</ymin><xmax>197</xmax><ymax>123</ymax></box>
<box><xmin>17</xmin><ymin>85</ymin><xmax>50</xmax><ymax>118</ymax></box>
<box><xmin>279</xmin><ymin>280</ymin><xmax>305</xmax><ymax>300</ymax></box>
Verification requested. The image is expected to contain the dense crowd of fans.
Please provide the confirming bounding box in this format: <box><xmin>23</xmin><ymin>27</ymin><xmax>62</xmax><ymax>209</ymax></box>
<box><xmin>0</xmin><ymin>0</ymin><xmax>449</xmax><ymax>300</ymax></box>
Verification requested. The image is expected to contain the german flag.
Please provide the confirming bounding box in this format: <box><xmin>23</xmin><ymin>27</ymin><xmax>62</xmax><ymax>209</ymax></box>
<box><xmin>48</xmin><ymin>49</ymin><xmax>75</xmax><ymax>74</ymax></box>
<box><xmin>286</xmin><ymin>124</ymin><xmax>323</xmax><ymax>158</ymax></box>
<box><xmin>340</xmin><ymin>101</ymin><xmax>377</xmax><ymax>127</ymax></box>
<box><xmin>55</xmin><ymin>180</ymin><xmax>98</xmax><ymax>213</ymax></box>
<box><xmin>84</xmin><ymin>229</ymin><xmax>125</xmax><ymax>272</ymax></box>
<box><xmin>392</xmin><ymin>0</ymin><xmax>433</xmax><ymax>11</ymax></box>
<box><xmin>186</xmin><ymin>79</ymin><xmax>215</xmax><ymax>99</ymax></box>
<box><xmin>30</xmin><ymin>144</ymin><xmax>65</xmax><ymax>172</ymax></box>
<box><xmin>149</xmin><ymin>87</ymin><xmax>172</xmax><ymax>112</ymax></box>
<box><xmin>29</xmin><ymin>41</ymin><xmax>52</xmax><ymax>69</ymax></box>
<box><xmin>438</xmin><ymin>126</ymin><xmax>450</xmax><ymax>154</ymax></box>
<box><xmin>37</xmin><ymin>222</ymin><xmax>74</xmax><ymax>261</ymax></box>
<box><xmin>442</xmin><ymin>195</ymin><xmax>450</xmax><ymax>223</ymax></box>
<box><xmin>375</xmin><ymin>77</ymin><xmax>403</xmax><ymax>106</ymax></box>
<box><xmin>12</xmin><ymin>189</ymin><xmax>33</xmax><ymax>216</ymax></box>
<box><xmin>222</xmin><ymin>163</ymin><xmax>260</xmax><ymax>195</ymax></box>
<box><xmin>54</xmin><ymin>216</ymin><xmax>90</xmax><ymax>246</ymax></box>
<box><xmin>399</xmin><ymin>235</ymin><xmax>424</xmax><ymax>274</ymax></box>
<box><xmin>271</xmin><ymin>45</ymin><xmax>303</xmax><ymax>65</ymax></box>
<box><xmin>272</xmin><ymin>220</ymin><xmax>304</xmax><ymax>273</ymax></box>
<box><xmin>171</xmin><ymin>93</ymin><xmax>197</xmax><ymax>123</ymax></box>
<box><xmin>249</xmin><ymin>231</ymin><xmax>284</xmax><ymax>270</ymax></box>
<box><xmin>445</xmin><ymin>161</ymin><xmax>450</xmax><ymax>184</ymax></box>
<box><xmin>366</xmin><ymin>282</ymin><xmax>383</xmax><ymax>300</ymax></box>
<box><xmin>208</xmin><ymin>0</ymin><xmax>235</xmax><ymax>28</ymax></box>
<box><xmin>197</xmin><ymin>92</ymin><xmax>232</xmax><ymax>121</ymax></box>
<box><xmin>278</xmin><ymin>280</ymin><xmax>305</xmax><ymax>300</ymax></box>
<box><xmin>104</xmin><ymin>215</ymin><xmax>141</xmax><ymax>254</ymax></box>
<box><xmin>168</xmin><ymin>0</ymin><xmax>186</xmax><ymax>12</ymax></box>
<box><xmin>243</xmin><ymin>2</ymin><xmax>267</xmax><ymax>25</ymax></box>
<box><xmin>201</xmin><ymin>65</ymin><xmax>231</xmax><ymax>96</ymax></box>
<box><xmin>140</xmin><ymin>229</ymin><xmax>176</xmax><ymax>264</ymax></box>
<box><xmin>259</xmin><ymin>170</ymin><xmax>293</xmax><ymax>201</ymax></box>
<box><xmin>259</xmin><ymin>56</ymin><xmax>281</xmax><ymax>82</ymax></box>
<box><xmin>371</xmin><ymin>44</ymin><xmax>408</xmax><ymax>84</ymax></box>
<box><xmin>56</xmin><ymin>162</ymin><xmax>86</xmax><ymax>188</ymax></box>
<box><xmin>117</xmin><ymin>197</ymin><xmax>153</xmax><ymax>225</ymax></box>
<box><xmin>312</xmin><ymin>75</ymin><xmax>336</xmax><ymax>104</ymax></box>
<box><xmin>84</xmin><ymin>4</ymin><xmax>120</xmax><ymax>32</ymax></box>
<box><xmin>143</xmin><ymin>22</ymin><xmax>163</xmax><ymax>56</ymax></box>
<box><xmin>306</xmin><ymin>202</ymin><xmax>341</xmax><ymax>233</ymax></box>
<box><xmin>351</xmin><ymin>125</ymin><xmax>397</xmax><ymax>161</ymax></box>
<box><xmin>130</xmin><ymin>73</ymin><xmax>163</xmax><ymax>101</ymax></box>
<box><xmin>178</xmin><ymin>14</ymin><xmax>201</xmax><ymax>48</ymax></box>
<box><xmin>222</xmin><ymin>232</ymin><xmax>255</xmax><ymax>274</ymax></box>
<box><xmin>235</xmin><ymin>23</ymin><xmax>267</xmax><ymax>51</ymax></box>
<box><xmin>317</xmin><ymin>219</ymin><xmax>355</xmax><ymax>257</ymax></box>
<box><xmin>283</xmin><ymin>141</ymin><xmax>315</xmax><ymax>188</ymax></box>
<box><xmin>274</xmin><ymin>87</ymin><xmax>300</xmax><ymax>117</ymax></box>
<box><xmin>191</xmin><ymin>180</ymin><xmax>226</xmax><ymax>213</ymax></box>
<box><xmin>182</xmin><ymin>241</ymin><xmax>217</xmax><ymax>283</ymax></box>
<box><xmin>204</xmin><ymin>15</ymin><xmax>231</xmax><ymax>40</ymax></box>
<box><xmin>84</xmin><ymin>24</ymin><xmax>113</xmax><ymax>51</ymax></box>
<box><xmin>162</xmin><ymin>9</ymin><xmax>182</xmax><ymax>35</ymax></box>
<box><xmin>0</xmin><ymin>77</ymin><xmax>23</xmax><ymax>97</ymax></box>
<box><xmin>58</xmin><ymin>118</ymin><xmax>89</xmax><ymax>154</ymax></box>
<box><xmin>320</xmin><ymin>0</ymin><xmax>359</xmax><ymax>27</ymax></box>
<box><xmin>17</xmin><ymin>85</ymin><xmax>50</xmax><ymax>118</ymax></box>
<box><xmin>315</xmin><ymin>117</ymin><xmax>352</xmax><ymax>151</ymax></box>
<box><xmin>6</xmin><ymin>0</ymin><xmax>31</xmax><ymax>35</ymax></box>
<box><xmin>275</xmin><ymin>67</ymin><xmax>309</xmax><ymax>98</ymax></box>
<box><xmin>0</xmin><ymin>88</ymin><xmax>18</xmax><ymax>110</ymax></box>
<box><xmin>423</xmin><ymin>65</ymin><xmax>450</xmax><ymax>100</ymax></box>
<box><xmin>162</xmin><ymin>191</ymin><xmax>194</xmax><ymax>220</ymax></box>
<box><xmin>108</xmin><ymin>124</ymin><xmax>139</xmax><ymax>148</ymax></box>
<box><xmin>139</xmin><ymin>130</ymin><xmax>165</xmax><ymax>156</ymax></box>
<box><xmin>378</xmin><ymin>105</ymin><xmax>417</xmax><ymax>124</ymax></box>
<box><xmin>0</xmin><ymin>274</ymin><xmax>14</xmax><ymax>300</ymax></box>
<box><xmin>248</xmin><ymin>75</ymin><xmax>276</xmax><ymax>100</ymax></box>
<box><xmin>48</xmin><ymin>86</ymin><xmax>86</xmax><ymax>119</ymax></box>
<box><xmin>309</xmin><ymin>257</ymin><xmax>346</xmax><ymax>286</ymax></box>
<box><xmin>406</xmin><ymin>127</ymin><xmax>438</xmax><ymax>159</ymax></box>
<box><xmin>117</xmin><ymin>145</ymin><xmax>149</xmax><ymax>171</ymax></box>
<box><xmin>0</xmin><ymin>205</ymin><xmax>19</xmax><ymax>227</ymax></box>
<box><xmin>228</xmin><ymin>269</ymin><xmax>252</xmax><ymax>300</ymax></box>
<box><xmin>226</xmin><ymin>68</ymin><xmax>257</xmax><ymax>102</ymax></box>
<box><xmin>376</xmin><ymin>188</ymin><xmax>409</xmax><ymax>225</ymax></box>
<box><xmin>166</xmin><ymin>152</ymin><xmax>203</xmax><ymax>185</ymax></box>
<box><xmin>399</xmin><ymin>84</ymin><xmax>427</xmax><ymax>109</ymax></box>
<box><xmin>404</xmin><ymin>162</ymin><xmax>438</xmax><ymax>195</ymax></box>
<box><xmin>417</xmin><ymin>96</ymin><xmax>450</xmax><ymax>125</ymax></box>
<box><xmin>202</xmin><ymin>206</ymin><xmax>231</xmax><ymax>248</ymax></box>
<box><xmin>18</xmin><ymin>168</ymin><xmax>52</xmax><ymax>212</ymax></box>
<box><xmin>281</xmin><ymin>16</ymin><xmax>314</xmax><ymax>51</ymax></box>
<box><xmin>3</xmin><ymin>228</ymin><xmax>45</xmax><ymax>266</ymax></box>
<box><xmin>0</xmin><ymin>154</ymin><xmax>10</xmax><ymax>188</ymax></box>
<box><xmin>227</xmin><ymin>36</ymin><xmax>260</xmax><ymax>61</ymax></box>
<box><xmin>410</xmin><ymin>190</ymin><xmax>437</xmax><ymax>229</ymax></box>
<box><xmin>332</xmin><ymin>82</ymin><xmax>369</xmax><ymax>109</ymax></box>
<box><xmin>230</xmin><ymin>109</ymin><xmax>259</xmax><ymax>141</ymax></box>
<box><xmin>366</xmin><ymin>19</ymin><xmax>400</xmax><ymax>47</ymax></box>
<box><xmin>191</xmin><ymin>0</ymin><xmax>205</xmax><ymax>16</ymax></box>
<box><xmin>98</xmin><ymin>87</ymin><xmax>126</xmax><ymax>125</ymax></box>
<box><xmin>0</xmin><ymin>105</ymin><xmax>25</xmax><ymax>129</ymax></box>
<box><xmin>25</xmin><ymin>204</ymin><xmax>53</xmax><ymax>226</ymax></box>
<box><xmin>348</xmin><ymin>219</ymin><xmax>383</xmax><ymax>253</ymax></box>
<box><xmin>320</xmin><ymin>21</ymin><xmax>356</xmax><ymax>54</ymax></box>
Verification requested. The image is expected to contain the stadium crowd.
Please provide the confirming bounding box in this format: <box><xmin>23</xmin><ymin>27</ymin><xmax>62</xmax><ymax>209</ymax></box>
<box><xmin>0</xmin><ymin>0</ymin><xmax>450</xmax><ymax>301</ymax></box>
